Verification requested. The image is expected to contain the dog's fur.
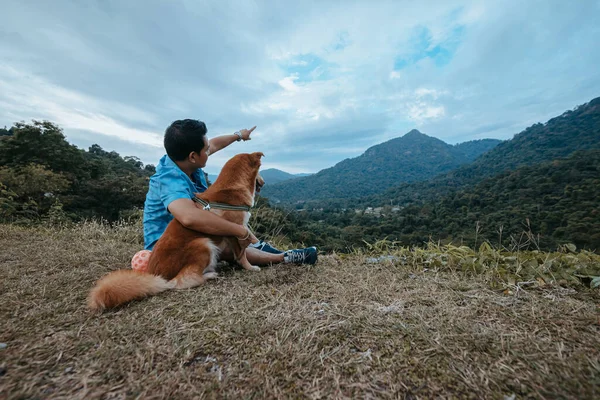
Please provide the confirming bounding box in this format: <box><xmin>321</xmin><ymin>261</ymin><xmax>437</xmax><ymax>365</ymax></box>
<box><xmin>88</xmin><ymin>152</ymin><xmax>265</xmax><ymax>311</ymax></box>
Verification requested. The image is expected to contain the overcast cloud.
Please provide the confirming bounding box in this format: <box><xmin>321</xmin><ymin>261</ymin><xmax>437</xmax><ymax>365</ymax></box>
<box><xmin>1</xmin><ymin>0</ymin><xmax>599</xmax><ymax>174</ymax></box>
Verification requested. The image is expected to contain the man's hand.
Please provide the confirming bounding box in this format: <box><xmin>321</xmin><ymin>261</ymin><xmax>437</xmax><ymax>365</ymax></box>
<box><xmin>239</xmin><ymin>126</ymin><xmax>256</xmax><ymax>141</ymax></box>
<box><xmin>237</xmin><ymin>228</ymin><xmax>258</xmax><ymax>248</ymax></box>
<box><xmin>209</xmin><ymin>126</ymin><xmax>256</xmax><ymax>155</ymax></box>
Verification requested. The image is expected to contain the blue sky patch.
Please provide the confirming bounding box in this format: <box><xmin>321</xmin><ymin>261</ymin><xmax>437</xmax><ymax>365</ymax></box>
<box><xmin>394</xmin><ymin>24</ymin><xmax>465</xmax><ymax>70</ymax></box>
<box><xmin>281</xmin><ymin>53</ymin><xmax>335</xmax><ymax>83</ymax></box>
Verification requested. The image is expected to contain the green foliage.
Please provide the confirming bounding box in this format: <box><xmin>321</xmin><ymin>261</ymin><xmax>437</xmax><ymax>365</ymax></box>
<box><xmin>0</xmin><ymin>120</ymin><xmax>153</xmax><ymax>222</ymax></box>
<box><xmin>0</xmin><ymin>163</ymin><xmax>70</xmax><ymax>197</ymax></box>
<box><xmin>347</xmin><ymin>239</ymin><xmax>600</xmax><ymax>289</ymax></box>
<box><xmin>453</xmin><ymin>139</ymin><xmax>503</xmax><ymax>161</ymax></box>
<box><xmin>368</xmin><ymin>96</ymin><xmax>600</xmax><ymax>209</ymax></box>
<box><xmin>0</xmin><ymin>163</ymin><xmax>71</xmax><ymax>222</ymax></box>
<box><xmin>0</xmin><ymin>121</ymin><xmax>85</xmax><ymax>176</ymax></box>
<box><xmin>0</xmin><ymin>183</ymin><xmax>19</xmax><ymax>221</ymax></box>
<box><xmin>265</xmin><ymin>149</ymin><xmax>600</xmax><ymax>252</ymax></box>
<box><xmin>44</xmin><ymin>199</ymin><xmax>72</xmax><ymax>227</ymax></box>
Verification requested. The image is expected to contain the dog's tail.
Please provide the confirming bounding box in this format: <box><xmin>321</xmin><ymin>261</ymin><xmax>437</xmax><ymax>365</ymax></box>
<box><xmin>88</xmin><ymin>269</ymin><xmax>175</xmax><ymax>311</ymax></box>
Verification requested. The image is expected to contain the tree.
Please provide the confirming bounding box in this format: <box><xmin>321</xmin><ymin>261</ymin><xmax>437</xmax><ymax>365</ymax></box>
<box><xmin>124</xmin><ymin>156</ymin><xmax>143</xmax><ymax>169</ymax></box>
<box><xmin>144</xmin><ymin>164</ymin><xmax>156</xmax><ymax>175</ymax></box>
<box><xmin>0</xmin><ymin>120</ymin><xmax>86</xmax><ymax>179</ymax></box>
<box><xmin>0</xmin><ymin>164</ymin><xmax>70</xmax><ymax>199</ymax></box>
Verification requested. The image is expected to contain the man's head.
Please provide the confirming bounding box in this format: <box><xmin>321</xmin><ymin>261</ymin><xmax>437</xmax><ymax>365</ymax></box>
<box><xmin>164</xmin><ymin>119</ymin><xmax>210</xmax><ymax>168</ymax></box>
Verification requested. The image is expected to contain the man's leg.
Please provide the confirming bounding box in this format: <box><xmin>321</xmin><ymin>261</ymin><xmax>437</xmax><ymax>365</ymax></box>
<box><xmin>219</xmin><ymin>246</ymin><xmax>284</xmax><ymax>266</ymax></box>
<box><xmin>246</xmin><ymin>247</ymin><xmax>285</xmax><ymax>265</ymax></box>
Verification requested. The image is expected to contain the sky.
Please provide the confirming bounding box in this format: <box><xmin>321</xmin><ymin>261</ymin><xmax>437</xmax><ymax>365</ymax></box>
<box><xmin>1</xmin><ymin>1</ymin><xmax>599</xmax><ymax>174</ymax></box>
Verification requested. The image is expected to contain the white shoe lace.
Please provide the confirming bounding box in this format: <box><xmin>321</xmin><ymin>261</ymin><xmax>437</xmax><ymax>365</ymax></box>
<box><xmin>285</xmin><ymin>249</ymin><xmax>305</xmax><ymax>263</ymax></box>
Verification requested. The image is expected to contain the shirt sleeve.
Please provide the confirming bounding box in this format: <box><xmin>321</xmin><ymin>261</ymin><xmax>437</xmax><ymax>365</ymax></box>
<box><xmin>158</xmin><ymin>170</ymin><xmax>193</xmax><ymax>212</ymax></box>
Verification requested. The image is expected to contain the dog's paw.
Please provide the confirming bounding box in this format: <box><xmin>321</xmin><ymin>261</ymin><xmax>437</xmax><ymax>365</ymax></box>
<box><xmin>246</xmin><ymin>265</ymin><xmax>261</xmax><ymax>272</ymax></box>
<box><xmin>203</xmin><ymin>272</ymin><xmax>219</xmax><ymax>280</ymax></box>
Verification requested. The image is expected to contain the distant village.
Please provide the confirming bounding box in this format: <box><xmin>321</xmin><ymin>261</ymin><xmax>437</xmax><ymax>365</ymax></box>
<box><xmin>360</xmin><ymin>206</ymin><xmax>402</xmax><ymax>216</ymax></box>
<box><xmin>295</xmin><ymin>205</ymin><xmax>403</xmax><ymax>218</ymax></box>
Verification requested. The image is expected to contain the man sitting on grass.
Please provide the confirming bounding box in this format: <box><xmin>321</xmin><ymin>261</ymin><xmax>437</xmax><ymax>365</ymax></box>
<box><xmin>142</xmin><ymin>119</ymin><xmax>317</xmax><ymax>266</ymax></box>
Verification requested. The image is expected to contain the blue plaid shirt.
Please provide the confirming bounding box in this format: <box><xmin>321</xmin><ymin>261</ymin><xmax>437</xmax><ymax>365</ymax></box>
<box><xmin>143</xmin><ymin>155</ymin><xmax>209</xmax><ymax>250</ymax></box>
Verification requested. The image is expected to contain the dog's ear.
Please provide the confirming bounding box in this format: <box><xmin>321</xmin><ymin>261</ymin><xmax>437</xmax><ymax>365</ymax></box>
<box><xmin>250</xmin><ymin>152</ymin><xmax>264</xmax><ymax>167</ymax></box>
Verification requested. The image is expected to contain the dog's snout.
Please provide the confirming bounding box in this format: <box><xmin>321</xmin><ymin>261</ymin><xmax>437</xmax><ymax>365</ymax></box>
<box><xmin>257</xmin><ymin>173</ymin><xmax>265</xmax><ymax>187</ymax></box>
<box><xmin>256</xmin><ymin>174</ymin><xmax>265</xmax><ymax>192</ymax></box>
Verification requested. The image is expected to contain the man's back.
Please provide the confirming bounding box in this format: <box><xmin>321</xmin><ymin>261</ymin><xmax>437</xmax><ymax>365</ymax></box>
<box><xmin>143</xmin><ymin>154</ymin><xmax>208</xmax><ymax>250</ymax></box>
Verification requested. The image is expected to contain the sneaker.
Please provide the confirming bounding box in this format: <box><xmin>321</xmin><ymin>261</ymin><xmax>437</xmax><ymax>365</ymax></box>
<box><xmin>283</xmin><ymin>246</ymin><xmax>318</xmax><ymax>265</ymax></box>
<box><xmin>250</xmin><ymin>240</ymin><xmax>283</xmax><ymax>254</ymax></box>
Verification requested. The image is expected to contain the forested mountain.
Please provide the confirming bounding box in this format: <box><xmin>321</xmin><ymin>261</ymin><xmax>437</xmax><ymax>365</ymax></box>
<box><xmin>454</xmin><ymin>139</ymin><xmax>503</xmax><ymax>161</ymax></box>
<box><xmin>260</xmin><ymin>168</ymin><xmax>312</xmax><ymax>184</ymax></box>
<box><xmin>273</xmin><ymin>149</ymin><xmax>600</xmax><ymax>252</ymax></box>
<box><xmin>0</xmin><ymin>121</ymin><xmax>153</xmax><ymax>222</ymax></box>
<box><xmin>267</xmin><ymin>97</ymin><xmax>600</xmax><ymax>251</ymax></box>
<box><xmin>358</xmin><ymin>96</ymin><xmax>600</xmax><ymax>209</ymax></box>
<box><xmin>262</xmin><ymin>130</ymin><xmax>501</xmax><ymax>203</ymax></box>
<box><xmin>392</xmin><ymin>149</ymin><xmax>600</xmax><ymax>250</ymax></box>
<box><xmin>207</xmin><ymin>168</ymin><xmax>312</xmax><ymax>185</ymax></box>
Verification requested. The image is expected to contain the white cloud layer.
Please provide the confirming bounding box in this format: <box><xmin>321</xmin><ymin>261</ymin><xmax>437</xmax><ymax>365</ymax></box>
<box><xmin>1</xmin><ymin>0</ymin><xmax>599</xmax><ymax>173</ymax></box>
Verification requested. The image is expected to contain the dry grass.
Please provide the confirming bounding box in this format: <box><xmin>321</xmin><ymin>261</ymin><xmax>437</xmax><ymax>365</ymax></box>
<box><xmin>1</xmin><ymin>223</ymin><xmax>599</xmax><ymax>399</ymax></box>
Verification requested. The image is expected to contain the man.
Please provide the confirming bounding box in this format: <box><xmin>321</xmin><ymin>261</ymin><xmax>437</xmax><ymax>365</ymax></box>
<box><xmin>143</xmin><ymin>119</ymin><xmax>317</xmax><ymax>266</ymax></box>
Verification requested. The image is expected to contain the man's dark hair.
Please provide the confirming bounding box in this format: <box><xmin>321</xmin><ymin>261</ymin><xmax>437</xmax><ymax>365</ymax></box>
<box><xmin>164</xmin><ymin>119</ymin><xmax>207</xmax><ymax>161</ymax></box>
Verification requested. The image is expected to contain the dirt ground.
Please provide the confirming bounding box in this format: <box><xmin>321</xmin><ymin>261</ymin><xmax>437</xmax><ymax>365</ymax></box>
<box><xmin>1</xmin><ymin>224</ymin><xmax>599</xmax><ymax>399</ymax></box>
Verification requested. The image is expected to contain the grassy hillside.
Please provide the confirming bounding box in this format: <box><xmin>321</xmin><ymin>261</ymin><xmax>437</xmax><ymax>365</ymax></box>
<box><xmin>1</xmin><ymin>223</ymin><xmax>599</xmax><ymax>398</ymax></box>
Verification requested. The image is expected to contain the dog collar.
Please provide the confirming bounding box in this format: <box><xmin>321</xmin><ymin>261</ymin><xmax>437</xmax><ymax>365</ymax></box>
<box><xmin>193</xmin><ymin>197</ymin><xmax>251</xmax><ymax>212</ymax></box>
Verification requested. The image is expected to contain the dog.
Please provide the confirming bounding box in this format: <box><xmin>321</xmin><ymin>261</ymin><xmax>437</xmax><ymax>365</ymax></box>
<box><xmin>87</xmin><ymin>152</ymin><xmax>265</xmax><ymax>311</ymax></box>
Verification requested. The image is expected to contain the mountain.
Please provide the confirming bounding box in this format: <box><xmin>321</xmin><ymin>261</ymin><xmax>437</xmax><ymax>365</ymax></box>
<box><xmin>422</xmin><ymin>149</ymin><xmax>600</xmax><ymax>250</ymax></box>
<box><xmin>371</xmin><ymin>96</ymin><xmax>600</xmax><ymax>208</ymax></box>
<box><xmin>454</xmin><ymin>139</ymin><xmax>503</xmax><ymax>161</ymax></box>
<box><xmin>206</xmin><ymin>169</ymin><xmax>311</xmax><ymax>185</ymax></box>
<box><xmin>260</xmin><ymin>168</ymin><xmax>313</xmax><ymax>184</ymax></box>
<box><xmin>261</xmin><ymin>129</ymin><xmax>501</xmax><ymax>204</ymax></box>
<box><xmin>283</xmin><ymin>149</ymin><xmax>600</xmax><ymax>252</ymax></box>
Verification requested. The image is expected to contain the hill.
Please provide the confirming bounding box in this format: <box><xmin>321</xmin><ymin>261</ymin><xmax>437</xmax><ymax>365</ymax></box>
<box><xmin>0</xmin><ymin>121</ymin><xmax>153</xmax><ymax>222</ymax></box>
<box><xmin>268</xmin><ymin>150</ymin><xmax>600</xmax><ymax>252</ymax></box>
<box><xmin>259</xmin><ymin>168</ymin><xmax>313</xmax><ymax>184</ymax></box>
<box><xmin>391</xmin><ymin>149</ymin><xmax>600</xmax><ymax>250</ymax></box>
<box><xmin>268</xmin><ymin>97</ymin><xmax>600</xmax><ymax>252</ymax></box>
<box><xmin>454</xmin><ymin>138</ymin><xmax>503</xmax><ymax>160</ymax></box>
<box><xmin>365</xmin><ymin>96</ymin><xmax>600</xmax><ymax>209</ymax></box>
<box><xmin>262</xmin><ymin>130</ymin><xmax>501</xmax><ymax>204</ymax></box>
<box><xmin>207</xmin><ymin>169</ymin><xmax>312</xmax><ymax>185</ymax></box>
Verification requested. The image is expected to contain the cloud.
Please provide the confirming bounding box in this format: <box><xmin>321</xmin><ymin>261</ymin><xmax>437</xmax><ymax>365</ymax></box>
<box><xmin>0</xmin><ymin>65</ymin><xmax>163</xmax><ymax>149</ymax></box>
<box><xmin>0</xmin><ymin>0</ymin><xmax>599</xmax><ymax>172</ymax></box>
